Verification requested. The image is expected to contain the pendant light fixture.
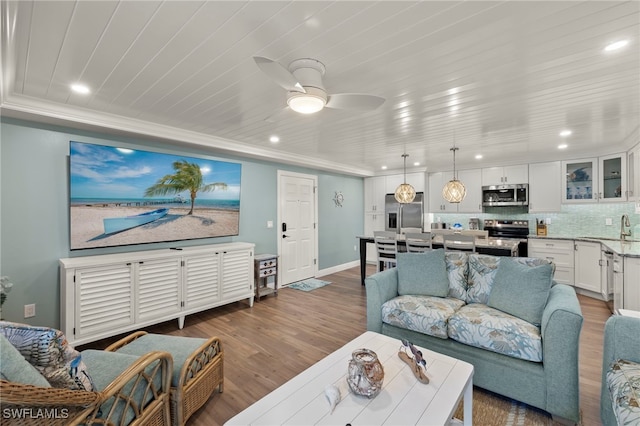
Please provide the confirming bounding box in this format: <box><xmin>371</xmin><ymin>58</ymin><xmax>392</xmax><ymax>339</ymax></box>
<box><xmin>442</xmin><ymin>147</ymin><xmax>466</xmax><ymax>203</ymax></box>
<box><xmin>395</xmin><ymin>154</ymin><xmax>416</xmax><ymax>203</ymax></box>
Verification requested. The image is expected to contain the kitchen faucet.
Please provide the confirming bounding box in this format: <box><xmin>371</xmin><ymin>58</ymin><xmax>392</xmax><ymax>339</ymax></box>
<box><xmin>620</xmin><ymin>214</ymin><xmax>632</xmax><ymax>240</ymax></box>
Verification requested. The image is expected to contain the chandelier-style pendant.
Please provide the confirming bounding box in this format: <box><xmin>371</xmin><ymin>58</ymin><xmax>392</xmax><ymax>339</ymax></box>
<box><xmin>442</xmin><ymin>147</ymin><xmax>466</xmax><ymax>203</ymax></box>
<box><xmin>394</xmin><ymin>154</ymin><xmax>416</xmax><ymax>203</ymax></box>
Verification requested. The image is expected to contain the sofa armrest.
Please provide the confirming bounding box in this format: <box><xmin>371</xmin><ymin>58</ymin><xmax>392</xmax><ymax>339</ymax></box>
<box><xmin>365</xmin><ymin>268</ymin><xmax>399</xmax><ymax>333</ymax></box>
<box><xmin>540</xmin><ymin>284</ymin><xmax>583</xmax><ymax>423</ymax></box>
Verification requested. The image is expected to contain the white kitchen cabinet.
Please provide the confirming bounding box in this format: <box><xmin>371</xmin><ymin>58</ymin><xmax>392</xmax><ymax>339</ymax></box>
<box><xmin>599</xmin><ymin>153</ymin><xmax>627</xmax><ymax>202</ymax></box>
<box><xmin>456</xmin><ymin>169</ymin><xmax>483</xmax><ymax>213</ymax></box>
<box><xmin>528</xmin><ymin>238</ymin><xmax>574</xmax><ymax>285</ymax></box>
<box><xmin>563</xmin><ymin>154</ymin><xmax>627</xmax><ymax>203</ymax></box>
<box><xmin>613</xmin><ymin>254</ymin><xmax>624</xmax><ymax>312</ymax></box>
<box><xmin>60</xmin><ymin>242</ymin><xmax>255</xmax><ymax>346</ymax></box>
<box><xmin>528</xmin><ymin>161</ymin><xmax>562</xmax><ymax>212</ymax></box>
<box><xmin>481</xmin><ymin>164</ymin><xmax>528</xmax><ymax>185</ymax></box>
<box><xmin>623</xmin><ymin>257</ymin><xmax>640</xmax><ymax>311</ymax></box>
<box><xmin>628</xmin><ymin>143</ymin><xmax>639</xmax><ymax>201</ymax></box>
<box><xmin>428</xmin><ymin>171</ymin><xmax>457</xmax><ymax>213</ymax></box>
<box><xmin>574</xmin><ymin>241</ymin><xmax>603</xmax><ymax>296</ymax></box>
<box><xmin>364</xmin><ymin>176</ymin><xmax>386</xmax><ymax>213</ymax></box>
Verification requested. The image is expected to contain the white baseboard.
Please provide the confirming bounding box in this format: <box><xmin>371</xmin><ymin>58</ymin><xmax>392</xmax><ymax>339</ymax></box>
<box><xmin>316</xmin><ymin>260</ymin><xmax>359</xmax><ymax>277</ymax></box>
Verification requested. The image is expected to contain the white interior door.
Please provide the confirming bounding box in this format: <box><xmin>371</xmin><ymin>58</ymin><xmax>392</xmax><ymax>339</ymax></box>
<box><xmin>277</xmin><ymin>171</ymin><xmax>317</xmax><ymax>285</ymax></box>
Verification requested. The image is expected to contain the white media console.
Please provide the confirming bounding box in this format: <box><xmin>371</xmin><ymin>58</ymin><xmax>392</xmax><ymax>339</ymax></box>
<box><xmin>60</xmin><ymin>242</ymin><xmax>254</xmax><ymax>346</ymax></box>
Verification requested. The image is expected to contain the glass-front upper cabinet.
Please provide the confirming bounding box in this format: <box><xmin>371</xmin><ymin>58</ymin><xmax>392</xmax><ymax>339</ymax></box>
<box><xmin>599</xmin><ymin>153</ymin><xmax>627</xmax><ymax>202</ymax></box>
<box><xmin>562</xmin><ymin>154</ymin><xmax>627</xmax><ymax>203</ymax></box>
<box><xmin>562</xmin><ymin>158</ymin><xmax>598</xmax><ymax>203</ymax></box>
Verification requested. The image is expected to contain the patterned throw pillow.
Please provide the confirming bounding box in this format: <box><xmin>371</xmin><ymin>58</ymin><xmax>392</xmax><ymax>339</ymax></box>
<box><xmin>444</xmin><ymin>252</ymin><xmax>468</xmax><ymax>301</ymax></box>
<box><xmin>607</xmin><ymin>359</ymin><xmax>640</xmax><ymax>426</ymax></box>
<box><xmin>0</xmin><ymin>321</ymin><xmax>95</xmax><ymax>391</ymax></box>
<box><xmin>466</xmin><ymin>254</ymin><xmax>500</xmax><ymax>304</ymax></box>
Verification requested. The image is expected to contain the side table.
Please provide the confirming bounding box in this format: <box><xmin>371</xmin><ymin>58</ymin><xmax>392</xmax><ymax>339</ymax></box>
<box><xmin>254</xmin><ymin>254</ymin><xmax>278</xmax><ymax>301</ymax></box>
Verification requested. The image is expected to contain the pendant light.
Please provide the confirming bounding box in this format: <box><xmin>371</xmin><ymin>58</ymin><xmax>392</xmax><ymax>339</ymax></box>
<box><xmin>442</xmin><ymin>147</ymin><xmax>466</xmax><ymax>203</ymax></box>
<box><xmin>395</xmin><ymin>154</ymin><xmax>416</xmax><ymax>203</ymax></box>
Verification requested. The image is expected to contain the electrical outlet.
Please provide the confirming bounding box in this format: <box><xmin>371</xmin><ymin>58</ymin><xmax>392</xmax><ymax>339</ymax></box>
<box><xmin>545</xmin><ymin>218</ymin><xmax>551</xmax><ymax>225</ymax></box>
<box><xmin>605</xmin><ymin>218</ymin><xmax>613</xmax><ymax>226</ymax></box>
<box><xmin>267</xmin><ymin>220</ymin><xmax>273</xmax><ymax>228</ymax></box>
<box><xmin>24</xmin><ymin>304</ymin><xmax>36</xmax><ymax>318</ymax></box>
<box><xmin>354</xmin><ymin>245</ymin><xmax>357</xmax><ymax>251</ymax></box>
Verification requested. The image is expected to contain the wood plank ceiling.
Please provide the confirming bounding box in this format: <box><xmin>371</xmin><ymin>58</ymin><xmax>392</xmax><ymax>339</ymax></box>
<box><xmin>1</xmin><ymin>1</ymin><xmax>638</xmax><ymax>176</ymax></box>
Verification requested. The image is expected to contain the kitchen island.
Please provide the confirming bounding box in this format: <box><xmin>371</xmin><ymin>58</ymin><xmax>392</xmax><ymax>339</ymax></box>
<box><xmin>356</xmin><ymin>235</ymin><xmax>520</xmax><ymax>285</ymax></box>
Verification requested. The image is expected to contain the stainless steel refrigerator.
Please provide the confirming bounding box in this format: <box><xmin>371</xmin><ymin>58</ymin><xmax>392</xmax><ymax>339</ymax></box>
<box><xmin>384</xmin><ymin>192</ymin><xmax>424</xmax><ymax>232</ymax></box>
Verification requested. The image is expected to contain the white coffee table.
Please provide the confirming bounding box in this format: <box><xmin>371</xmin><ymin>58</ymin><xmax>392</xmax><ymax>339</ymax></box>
<box><xmin>226</xmin><ymin>331</ymin><xmax>473</xmax><ymax>425</ymax></box>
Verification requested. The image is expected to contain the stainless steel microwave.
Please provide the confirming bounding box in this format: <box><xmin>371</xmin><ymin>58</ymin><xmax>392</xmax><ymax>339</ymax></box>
<box><xmin>482</xmin><ymin>184</ymin><xmax>528</xmax><ymax>207</ymax></box>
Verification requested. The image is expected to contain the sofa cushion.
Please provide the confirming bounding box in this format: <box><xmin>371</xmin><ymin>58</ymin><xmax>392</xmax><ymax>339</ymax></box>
<box><xmin>466</xmin><ymin>254</ymin><xmax>500</xmax><ymax>304</ymax></box>
<box><xmin>487</xmin><ymin>259</ymin><xmax>553</xmax><ymax>326</ymax></box>
<box><xmin>0</xmin><ymin>321</ymin><xmax>94</xmax><ymax>391</ymax></box>
<box><xmin>607</xmin><ymin>359</ymin><xmax>640</xmax><ymax>426</ymax></box>
<box><xmin>381</xmin><ymin>295</ymin><xmax>465</xmax><ymax>339</ymax></box>
<box><xmin>0</xmin><ymin>334</ymin><xmax>51</xmax><ymax>387</ymax></box>
<box><xmin>397</xmin><ymin>249</ymin><xmax>449</xmax><ymax>297</ymax></box>
<box><xmin>448</xmin><ymin>304</ymin><xmax>543</xmax><ymax>362</ymax></box>
<box><xmin>445</xmin><ymin>252</ymin><xmax>468</xmax><ymax>301</ymax></box>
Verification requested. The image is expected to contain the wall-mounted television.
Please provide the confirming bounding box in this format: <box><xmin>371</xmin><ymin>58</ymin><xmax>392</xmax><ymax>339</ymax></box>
<box><xmin>69</xmin><ymin>141</ymin><xmax>241</xmax><ymax>250</ymax></box>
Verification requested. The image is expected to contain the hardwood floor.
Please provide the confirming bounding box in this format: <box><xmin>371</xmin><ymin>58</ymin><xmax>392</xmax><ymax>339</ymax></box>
<box><xmin>84</xmin><ymin>265</ymin><xmax>612</xmax><ymax>425</ymax></box>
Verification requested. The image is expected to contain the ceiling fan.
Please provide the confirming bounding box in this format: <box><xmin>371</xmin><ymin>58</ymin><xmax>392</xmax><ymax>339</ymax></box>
<box><xmin>253</xmin><ymin>57</ymin><xmax>385</xmax><ymax>120</ymax></box>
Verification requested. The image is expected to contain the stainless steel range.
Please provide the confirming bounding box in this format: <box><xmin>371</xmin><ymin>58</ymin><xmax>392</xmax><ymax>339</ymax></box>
<box><xmin>483</xmin><ymin>219</ymin><xmax>530</xmax><ymax>257</ymax></box>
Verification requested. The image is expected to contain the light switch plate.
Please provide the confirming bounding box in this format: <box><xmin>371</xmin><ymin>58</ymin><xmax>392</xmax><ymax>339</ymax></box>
<box><xmin>605</xmin><ymin>218</ymin><xmax>613</xmax><ymax>226</ymax></box>
<box><xmin>267</xmin><ymin>221</ymin><xmax>273</xmax><ymax>228</ymax></box>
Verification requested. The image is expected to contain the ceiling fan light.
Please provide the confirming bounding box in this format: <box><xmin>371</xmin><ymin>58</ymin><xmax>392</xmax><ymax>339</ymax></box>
<box><xmin>287</xmin><ymin>87</ymin><xmax>327</xmax><ymax>114</ymax></box>
<box><xmin>442</xmin><ymin>179</ymin><xmax>466</xmax><ymax>203</ymax></box>
<box><xmin>395</xmin><ymin>183</ymin><xmax>416</xmax><ymax>203</ymax></box>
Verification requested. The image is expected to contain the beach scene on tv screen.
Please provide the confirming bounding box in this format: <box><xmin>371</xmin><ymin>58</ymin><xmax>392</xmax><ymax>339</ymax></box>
<box><xmin>69</xmin><ymin>141</ymin><xmax>241</xmax><ymax>250</ymax></box>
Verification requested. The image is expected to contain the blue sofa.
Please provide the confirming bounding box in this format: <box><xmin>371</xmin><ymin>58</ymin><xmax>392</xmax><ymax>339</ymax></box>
<box><xmin>601</xmin><ymin>315</ymin><xmax>640</xmax><ymax>425</ymax></box>
<box><xmin>365</xmin><ymin>250</ymin><xmax>583</xmax><ymax>424</ymax></box>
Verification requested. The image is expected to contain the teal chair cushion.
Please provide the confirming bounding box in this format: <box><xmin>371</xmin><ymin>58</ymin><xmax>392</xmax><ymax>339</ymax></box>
<box><xmin>381</xmin><ymin>295</ymin><xmax>465</xmax><ymax>339</ymax></box>
<box><xmin>487</xmin><ymin>259</ymin><xmax>553</xmax><ymax>326</ymax></box>
<box><xmin>114</xmin><ymin>334</ymin><xmax>210</xmax><ymax>387</ymax></box>
<box><xmin>606</xmin><ymin>359</ymin><xmax>640</xmax><ymax>426</ymax></box>
<box><xmin>81</xmin><ymin>349</ymin><xmax>164</xmax><ymax>425</ymax></box>
<box><xmin>0</xmin><ymin>334</ymin><xmax>51</xmax><ymax>387</ymax></box>
<box><xmin>397</xmin><ymin>249</ymin><xmax>449</xmax><ymax>297</ymax></box>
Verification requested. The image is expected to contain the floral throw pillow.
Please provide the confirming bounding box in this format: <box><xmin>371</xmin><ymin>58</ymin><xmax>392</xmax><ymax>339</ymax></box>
<box><xmin>0</xmin><ymin>321</ymin><xmax>94</xmax><ymax>391</ymax></box>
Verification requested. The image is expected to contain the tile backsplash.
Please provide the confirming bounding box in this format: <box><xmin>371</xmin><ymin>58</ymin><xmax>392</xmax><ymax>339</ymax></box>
<box><xmin>429</xmin><ymin>202</ymin><xmax>639</xmax><ymax>239</ymax></box>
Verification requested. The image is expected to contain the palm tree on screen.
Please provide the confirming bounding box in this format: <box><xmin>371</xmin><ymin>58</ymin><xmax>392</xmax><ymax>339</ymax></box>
<box><xmin>144</xmin><ymin>160</ymin><xmax>227</xmax><ymax>215</ymax></box>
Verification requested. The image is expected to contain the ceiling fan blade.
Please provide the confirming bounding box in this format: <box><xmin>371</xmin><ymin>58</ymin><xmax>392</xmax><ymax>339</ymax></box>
<box><xmin>253</xmin><ymin>57</ymin><xmax>305</xmax><ymax>93</ymax></box>
<box><xmin>325</xmin><ymin>93</ymin><xmax>385</xmax><ymax>111</ymax></box>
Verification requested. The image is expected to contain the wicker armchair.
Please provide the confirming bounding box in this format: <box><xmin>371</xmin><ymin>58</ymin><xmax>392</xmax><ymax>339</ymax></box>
<box><xmin>0</xmin><ymin>349</ymin><xmax>172</xmax><ymax>426</ymax></box>
<box><xmin>106</xmin><ymin>331</ymin><xmax>224</xmax><ymax>426</ymax></box>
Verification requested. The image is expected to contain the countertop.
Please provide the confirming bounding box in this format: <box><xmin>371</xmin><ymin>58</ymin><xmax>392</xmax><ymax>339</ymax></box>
<box><xmin>358</xmin><ymin>235</ymin><xmax>519</xmax><ymax>252</ymax></box>
<box><xmin>528</xmin><ymin>235</ymin><xmax>640</xmax><ymax>258</ymax></box>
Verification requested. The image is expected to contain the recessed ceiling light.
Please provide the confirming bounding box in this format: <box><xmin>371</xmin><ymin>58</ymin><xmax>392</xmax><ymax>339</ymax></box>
<box><xmin>475</xmin><ymin>154</ymin><xmax>483</xmax><ymax>160</ymax></box>
<box><xmin>269</xmin><ymin>135</ymin><xmax>280</xmax><ymax>143</ymax></box>
<box><xmin>413</xmin><ymin>162</ymin><xmax>420</xmax><ymax>166</ymax></box>
<box><xmin>559</xmin><ymin>129</ymin><xmax>572</xmax><ymax>137</ymax></box>
<box><xmin>604</xmin><ymin>39</ymin><xmax>630</xmax><ymax>52</ymax></box>
<box><xmin>70</xmin><ymin>83</ymin><xmax>90</xmax><ymax>94</ymax></box>
<box><xmin>558</xmin><ymin>144</ymin><xmax>568</xmax><ymax>149</ymax></box>
<box><xmin>381</xmin><ymin>165</ymin><xmax>387</xmax><ymax>170</ymax></box>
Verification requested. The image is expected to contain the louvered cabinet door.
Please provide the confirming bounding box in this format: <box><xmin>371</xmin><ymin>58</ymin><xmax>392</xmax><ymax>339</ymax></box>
<box><xmin>75</xmin><ymin>263</ymin><xmax>134</xmax><ymax>339</ymax></box>
<box><xmin>221</xmin><ymin>248</ymin><xmax>253</xmax><ymax>300</ymax></box>
<box><xmin>136</xmin><ymin>258</ymin><xmax>182</xmax><ymax>322</ymax></box>
<box><xmin>183</xmin><ymin>252</ymin><xmax>220</xmax><ymax>309</ymax></box>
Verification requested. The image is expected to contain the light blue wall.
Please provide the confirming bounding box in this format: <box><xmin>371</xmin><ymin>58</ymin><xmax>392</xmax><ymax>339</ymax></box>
<box><xmin>0</xmin><ymin>118</ymin><xmax>364</xmax><ymax>327</ymax></box>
